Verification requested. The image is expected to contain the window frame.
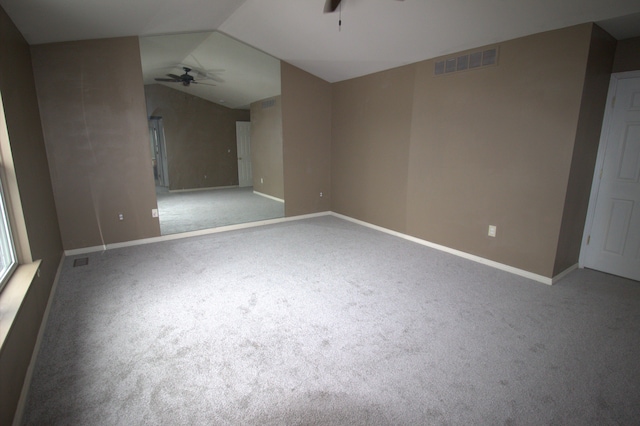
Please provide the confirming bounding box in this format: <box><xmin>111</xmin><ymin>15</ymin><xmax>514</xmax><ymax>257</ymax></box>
<box><xmin>0</xmin><ymin>172</ymin><xmax>18</xmax><ymax>292</ymax></box>
<box><xmin>0</xmin><ymin>88</ymin><xmax>33</xmax><ymax>292</ymax></box>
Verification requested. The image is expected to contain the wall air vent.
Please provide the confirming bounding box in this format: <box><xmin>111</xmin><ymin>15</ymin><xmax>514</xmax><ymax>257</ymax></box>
<box><xmin>261</xmin><ymin>99</ymin><xmax>276</xmax><ymax>109</ymax></box>
<box><xmin>434</xmin><ymin>47</ymin><xmax>498</xmax><ymax>76</ymax></box>
<box><xmin>469</xmin><ymin>51</ymin><xmax>483</xmax><ymax>69</ymax></box>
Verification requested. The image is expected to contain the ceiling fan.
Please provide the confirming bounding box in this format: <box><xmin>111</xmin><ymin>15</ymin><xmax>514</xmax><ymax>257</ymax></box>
<box><xmin>324</xmin><ymin>0</ymin><xmax>342</xmax><ymax>13</ymax></box>
<box><xmin>154</xmin><ymin>67</ymin><xmax>216</xmax><ymax>87</ymax></box>
<box><xmin>324</xmin><ymin>0</ymin><xmax>403</xmax><ymax>13</ymax></box>
<box><xmin>184</xmin><ymin>55</ymin><xmax>226</xmax><ymax>83</ymax></box>
<box><xmin>324</xmin><ymin>0</ymin><xmax>403</xmax><ymax>30</ymax></box>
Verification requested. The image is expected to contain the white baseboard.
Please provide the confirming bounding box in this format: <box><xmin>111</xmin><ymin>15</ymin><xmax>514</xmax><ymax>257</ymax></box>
<box><xmin>253</xmin><ymin>190</ymin><xmax>284</xmax><ymax>203</ymax></box>
<box><xmin>330</xmin><ymin>212</ymin><xmax>560</xmax><ymax>285</ymax></box>
<box><xmin>168</xmin><ymin>185</ymin><xmax>238</xmax><ymax>193</ymax></box>
<box><xmin>64</xmin><ymin>211</ymin><xmax>332</xmax><ymax>257</ymax></box>
<box><xmin>64</xmin><ymin>244</ymin><xmax>106</xmax><ymax>256</ymax></box>
<box><xmin>12</xmin><ymin>253</ymin><xmax>65</xmax><ymax>426</ymax></box>
<box><xmin>63</xmin><ymin>210</ymin><xmax>573</xmax><ymax>285</ymax></box>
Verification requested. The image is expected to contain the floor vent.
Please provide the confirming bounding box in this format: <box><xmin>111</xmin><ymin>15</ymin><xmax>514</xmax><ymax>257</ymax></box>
<box><xmin>73</xmin><ymin>257</ymin><xmax>89</xmax><ymax>267</ymax></box>
<box><xmin>435</xmin><ymin>47</ymin><xmax>498</xmax><ymax>76</ymax></box>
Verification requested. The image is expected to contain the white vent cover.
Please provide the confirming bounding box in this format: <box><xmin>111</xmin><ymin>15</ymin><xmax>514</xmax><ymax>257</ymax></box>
<box><xmin>434</xmin><ymin>47</ymin><xmax>498</xmax><ymax>76</ymax></box>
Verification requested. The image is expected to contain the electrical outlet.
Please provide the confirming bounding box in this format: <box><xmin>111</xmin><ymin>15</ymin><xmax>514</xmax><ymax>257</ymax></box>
<box><xmin>260</xmin><ymin>177</ymin><xmax>264</xmax><ymax>184</ymax></box>
<box><xmin>488</xmin><ymin>225</ymin><xmax>497</xmax><ymax>237</ymax></box>
<box><xmin>320</xmin><ymin>192</ymin><xmax>323</xmax><ymax>197</ymax></box>
<box><xmin>118</xmin><ymin>213</ymin><xmax>124</xmax><ymax>221</ymax></box>
<box><xmin>152</xmin><ymin>209</ymin><xmax>159</xmax><ymax>218</ymax></box>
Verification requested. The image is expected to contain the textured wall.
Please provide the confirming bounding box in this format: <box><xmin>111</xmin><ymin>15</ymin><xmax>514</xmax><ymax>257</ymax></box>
<box><xmin>553</xmin><ymin>25</ymin><xmax>616</xmax><ymax>275</ymax></box>
<box><xmin>281</xmin><ymin>63</ymin><xmax>332</xmax><ymax>216</ymax></box>
<box><xmin>332</xmin><ymin>65</ymin><xmax>415</xmax><ymax>232</ymax></box>
<box><xmin>32</xmin><ymin>37</ymin><xmax>160</xmax><ymax>250</ymax></box>
<box><xmin>145</xmin><ymin>84</ymin><xmax>249</xmax><ymax>191</ymax></box>
<box><xmin>332</xmin><ymin>24</ymin><xmax>598</xmax><ymax>278</ymax></box>
<box><xmin>250</xmin><ymin>96</ymin><xmax>283</xmax><ymax>199</ymax></box>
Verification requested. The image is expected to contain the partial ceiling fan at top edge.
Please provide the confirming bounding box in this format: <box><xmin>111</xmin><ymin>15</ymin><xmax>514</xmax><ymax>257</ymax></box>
<box><xmin>324</xmin><ymin>0</ymin><xmax>404</xmax><ymax>13</ymax></box>
<box><xmin>324</xmin><ymin>0</ymin><xmax>341</xmax><ymax>13</ymax></box>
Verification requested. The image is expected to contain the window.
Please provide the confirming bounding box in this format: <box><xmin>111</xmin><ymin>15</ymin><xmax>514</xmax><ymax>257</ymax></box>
<box><xmin>0</xmin><ymin>171</ymin><xmax>17</xmax><ymax>292</ymax></box>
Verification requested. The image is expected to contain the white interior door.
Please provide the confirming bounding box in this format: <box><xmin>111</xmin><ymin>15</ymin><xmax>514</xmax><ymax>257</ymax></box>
<box><xmin>236</xmin><ymin>121</ymin><xmax>252</xmax><ymax>187</ymax></box>
<box><xmin>582</xmin><ymin>73</ymin><xmax>640</xmax><ymax>282</ymax></box>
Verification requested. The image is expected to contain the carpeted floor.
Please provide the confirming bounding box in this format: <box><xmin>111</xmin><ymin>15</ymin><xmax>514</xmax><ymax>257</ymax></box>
<box><xmin>156</xmin><ymin>186</ymin><xmax>284</xmax><ymax>235</ymax></box>
<box><xmin>21</xmin><ymin>216</ymin><xmax>640</xmax><ymax>425</ymax></box>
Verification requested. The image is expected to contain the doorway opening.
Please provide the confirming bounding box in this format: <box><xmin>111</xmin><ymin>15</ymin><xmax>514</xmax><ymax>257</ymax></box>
<box><xmin>149</xmin><ymin>116</ymin><xmax>169</xmax><ymax>188</ymax></box>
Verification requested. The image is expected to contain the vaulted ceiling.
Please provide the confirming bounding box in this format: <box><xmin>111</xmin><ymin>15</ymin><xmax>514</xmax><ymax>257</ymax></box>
<box><xmin>138</xmin><ymin>31</ymin><xmax>281</xmax><ymax>109</ymax></box>
<box><xmin>2</xmin><ymin>0</ymin><xmax>639</xmax><ymax>105</ymax></box>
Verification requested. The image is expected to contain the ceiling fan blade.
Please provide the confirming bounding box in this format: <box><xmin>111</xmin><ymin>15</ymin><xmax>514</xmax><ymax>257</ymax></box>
<box><xmin>191</xmin><ymin>81</ymin><xmax>216</xmax><ymax>87</ymax></box>
<box><xmin>155</xmin><ymin>78</ymin><xmax>179</xmax><ymax>82</ymax></box>
<box><xmin>324</xmin><ymin>0</ymin><xmax>341</xmax><ymax>13</ymax></box>
<box><xmin>206</xmin><ymin>75</ymin><xmax>224</xmax><ymax>83</ymax></box>
<box><xmin>166</xmin><ymin>73</ymin><xmax>182</xmax><ymax>79</ymax></box>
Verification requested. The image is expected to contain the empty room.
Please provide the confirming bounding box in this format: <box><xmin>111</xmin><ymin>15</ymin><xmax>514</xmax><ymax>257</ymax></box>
<box><xmin>0</xmin><ymin>0</ymin><xmax>639</xmax><ymax>424</ymax></box>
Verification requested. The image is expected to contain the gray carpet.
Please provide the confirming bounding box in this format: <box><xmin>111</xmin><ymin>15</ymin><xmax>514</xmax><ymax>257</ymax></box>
<box><xmin>156</xmin><ymin>186</ymin><xmax>284</xmax><ymax>235</ymax></box>
<box><xmin>22</xmin><ymin>216</ymin><xmax>640</xmax><ymax>425</ymax></box>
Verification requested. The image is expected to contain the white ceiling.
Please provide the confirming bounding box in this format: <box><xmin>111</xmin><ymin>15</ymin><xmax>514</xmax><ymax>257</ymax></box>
<box><xmin>2</xmin><ymin>0</ymin><xmax>640</xmax><ymax>89</ymax></box>
<box><xmin>139</xmin><ymin>32</ymin><xmax>281</xmax><ymax>109</ymax></box>
<box><xmin>0</xmin><ymin>0</ymin><xmax>243</xmax><ymax>45</ymax></box>
<box><xmin>220</xmin><ymin>0</ymin><xmax>640</xmax><ymax>82</ymax></box>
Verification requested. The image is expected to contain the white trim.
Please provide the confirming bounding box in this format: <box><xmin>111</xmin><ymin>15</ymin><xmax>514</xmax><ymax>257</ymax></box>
<box><xmin>63</xmin><ymin>209</ymin><xmax>571</xmax><ymax>285</ymax></box>
<box><xmin>579</xmin><ymin>70</ymin><xmax>640</xmax><ymax>269</ymax></box>
<box><xmin>168</xmin><ymin>185</ymin><xmax>238</xmax><ymax>193</ymax></box>
<box><xmin>0</xmin><ymin>91</ymin><xmax>31</xmax><ymax>264</ymax></box>
<box><xmin>551</xmin><ymin>263</ymin><xmax>579</xmax><ymax>284</ymax></box>
<box><xmin>65</xmin><ymin>244</ymin><xmax>107</xmax><ymax>256</ymax></box>
<box><xmin>12</xmin><ymin>254</ymin><xmax>65</xmax><ymax>426</ymax></box>
<box><xmin>606</xmin><ymin>70</ymin><xmax>640</xmax><ymax>79</ymax></box>
<box><xmin>331</xmin><ymin>212</ymin><xmax>556</xmax><ymax>285</ymax></box>
<box><xmin>0</xmin><ymin>260</ymin><xmax>41</xmax><ymax>353</ymax></box>
<box><xmin>64</xmin><ymin>211</ymin><xmax>331</xmax><ymax>256</ymax></box>
<box><xmin>253</xmin><ymin>190</ymin><xmax>284</xmax><ymax>203</ymax></box>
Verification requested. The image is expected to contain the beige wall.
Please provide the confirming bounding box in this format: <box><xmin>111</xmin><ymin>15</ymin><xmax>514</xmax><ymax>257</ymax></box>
<box><xmin>0</xmin><ymin>5</ymin><xmax>63</xmax><ymax>424</ymax></box>
<box><xmin>554</xmin><ymin>25</ymin><xmax>616</xmax><ymax>275</ymax></box>
<box><xmin>332</xmin><ymin>65</ymin><xmax>415</xmax><ymax>232</ymax></box>
<box><xmin>32</xmin><ymin>37</ymin><xmax>160</xmax><ymax>250</ymax></box>
<box><xmin>332</xmin><ymin>24</ymin><xmax>600</xmax><ymax>278</ymax></box>
<box><xmin>250</xmin><ymin>96</ymin><xmax>284</xmax><ymax>199</ymax></box>
<box><xmin>281</xmin><ymin>63</ymin><xmax>332</xmax><ymax>216</ymax></box>
<box><xmin>612</xmin><ymin>36</ymin><xmax>640</xmax><ymax>73</ymax></box>
<box><xmin>144</xmin><ymin>84</ymin><xmax>249</xmax><ymax>190</ymax></box>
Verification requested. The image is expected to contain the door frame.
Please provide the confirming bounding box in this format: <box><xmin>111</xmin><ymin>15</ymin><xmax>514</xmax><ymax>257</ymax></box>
<box><xmin>150</xmin><ymin>116</ymin><xmax>169</xmax><ymax>188</ymax></box>
<box><xmin>236</xmin><ymin>121</ymin><xmax>252</xmax><ymax>188</ymax></box>
<box><xmin>579</xmin><ymin>70</ymin><xmax>640</xmax><ymax>268</ymax></box>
